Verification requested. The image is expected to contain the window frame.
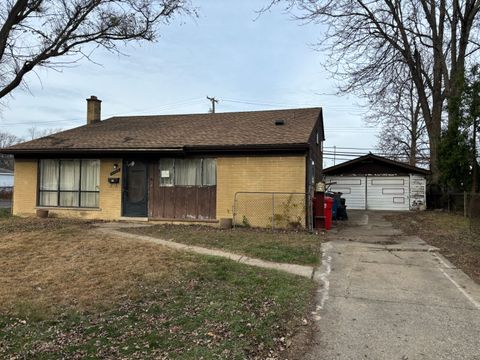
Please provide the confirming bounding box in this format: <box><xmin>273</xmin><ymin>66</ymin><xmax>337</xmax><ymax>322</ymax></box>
<box><xmin>38</xmin><ymin>159</ymin><xmax>100</xmax><ymax>208</ymax></box>
<box><xmin>158</xmin><ymin>158</ymin><xmax>216</xmax><ymax>187</ymax></box>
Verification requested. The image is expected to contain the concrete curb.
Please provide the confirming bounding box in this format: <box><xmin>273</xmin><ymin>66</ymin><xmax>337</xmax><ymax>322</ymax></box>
<box><xmin>96</xmin><ymin>227</ymin><xmax>317</xmax><ymax>280</ymax></box>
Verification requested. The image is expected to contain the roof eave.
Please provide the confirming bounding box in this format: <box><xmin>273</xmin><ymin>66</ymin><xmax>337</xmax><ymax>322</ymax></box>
<box><xmin>2</xmin><ymin>143</ymin><xmax>310</xmax><ymax>156</ymax></box>
<box><xmin>185</xmin><ymin>143</ymin><xmax>310</xmax><ymax>152</ymax></box>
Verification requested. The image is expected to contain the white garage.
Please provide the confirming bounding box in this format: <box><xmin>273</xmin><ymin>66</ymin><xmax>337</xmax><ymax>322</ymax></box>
<box><xmin>323</xmin><ymin>154</ymin><xmax>429</xmax><ymax>211</ymax></box>
<box><xmin>0</xmin><ymin>167</ymin><xmax>13</xmax><ymax>188</ymax></box>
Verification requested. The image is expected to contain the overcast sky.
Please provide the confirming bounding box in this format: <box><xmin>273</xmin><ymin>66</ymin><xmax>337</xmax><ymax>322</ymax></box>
<box><xmin>0</xmin><ymin>1</ymin><xmax>379</xmax><ymax>168</ymax></box>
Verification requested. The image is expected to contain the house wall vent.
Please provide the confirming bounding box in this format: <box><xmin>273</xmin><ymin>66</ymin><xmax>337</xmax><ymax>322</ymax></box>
<box><xmin>274</xmin><ymin>119</ymin><xmax>286</xmax><ymax>126</ymax></box>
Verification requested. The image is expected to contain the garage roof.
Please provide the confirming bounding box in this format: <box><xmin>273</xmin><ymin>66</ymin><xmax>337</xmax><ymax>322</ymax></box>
<box><xmin>323</xmin><ymin>154</ymin><xmax>430</xmax><ymax>176</ymax></box>
<box><xmin>0</xmin><ymin>167</ymin><xmax>13</xmax><ymax>174</ymax></box>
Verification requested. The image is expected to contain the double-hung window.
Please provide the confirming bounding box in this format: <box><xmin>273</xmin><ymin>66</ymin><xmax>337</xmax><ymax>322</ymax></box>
<box><xmin>159</xmin><ymin>158</ymin><xmax>216</xmax><ymax>186</ymax></box>
<box><xmin>39</xmin><ymin>159</ymin><xmax>100</xmax><ymax>208</ymax></box>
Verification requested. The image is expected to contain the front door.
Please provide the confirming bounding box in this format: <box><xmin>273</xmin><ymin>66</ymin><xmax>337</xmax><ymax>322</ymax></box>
<box><xmin>123</xmin><ymin>160</ymin><xmax>148</xmax><ymax>217</ymax></box>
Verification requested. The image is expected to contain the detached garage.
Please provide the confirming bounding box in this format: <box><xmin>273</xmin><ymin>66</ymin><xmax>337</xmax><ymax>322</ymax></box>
<box><xmin>323</xmin><ymin>154</ymin><xmax>429</xmax><ymax>211</ymax></box>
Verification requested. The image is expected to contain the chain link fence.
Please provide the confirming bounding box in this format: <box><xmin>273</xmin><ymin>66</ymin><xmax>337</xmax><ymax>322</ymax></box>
<box><xmin>440</xmin><ymin>192</ymin><xmax>480</xmax><ymax>234</ymax></box>
<box><xmin>233</xmin><ymin>192</ymin><xmax>313</xmax><ymax>232</ymax></box>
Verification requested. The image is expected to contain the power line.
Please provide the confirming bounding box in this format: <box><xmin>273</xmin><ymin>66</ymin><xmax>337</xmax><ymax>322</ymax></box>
<box><xmin>324</xmin><ymin>151</ymin><xmax>429</xmax><ymax>158</ymax></box>
<box><xmin>104</xmin><ymin>97</ymin><xmax>204</xmax><ymax>118</ymax></box>
<box><xmin>0</xmin><ymin>118</ymin><xmax>81</xmax><ymax>127</ymax></box>
<box><xmin>221</xmin><ymin>98</ymin><xmax>320</xmax><ymax>109</ymax></box>
<box><xmin>221</xmin><ymin>97</ymin><xmax>363</xmax><ymax>111</ymax></box>
<box><xmin>0</xmin><ymin>97</ymin><xmax>205</xmax><ymax>128</ymax></box>
<box><xmin>324</xmin><ymin>146</ymin><xmax>381</xmax><ymax>150</ymax></box>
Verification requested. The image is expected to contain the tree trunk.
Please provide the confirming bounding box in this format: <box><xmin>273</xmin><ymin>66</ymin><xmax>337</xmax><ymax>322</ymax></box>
<box><xmin>428</xmin><ymin>122</ymin><xmax>442</xmax><ymax>184</ymax></box>
<box><xmin>409</xmin><ymin>131</ymin><xmax>417</xmax><ymax>166</ymax></box>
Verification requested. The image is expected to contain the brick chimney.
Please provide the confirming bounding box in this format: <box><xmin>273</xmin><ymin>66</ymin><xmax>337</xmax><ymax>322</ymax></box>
<box><xmin>86</xmin><ymin>95</ymin><xmax>101</xmax><ymax>124</ymax></box>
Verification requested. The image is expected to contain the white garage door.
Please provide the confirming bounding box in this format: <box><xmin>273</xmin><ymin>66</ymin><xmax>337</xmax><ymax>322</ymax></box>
<box><xmin>326</xmin><ymin>176</ymin><xmax>366</xmax><ymax>210</ymax></box>
<box><xmin>0</xmin><ymin>174</ymin><xmax>13</xmax><ymax>187</ymax></box>
<box><xmin>366</xmin><ymin>176</ymin><xmax>409</xmax><ymax>211</ymax></box>
<box><xmin>326</xmin><ymin>175</ymin><xmax>411</xmax><ymax>211</ymax></box>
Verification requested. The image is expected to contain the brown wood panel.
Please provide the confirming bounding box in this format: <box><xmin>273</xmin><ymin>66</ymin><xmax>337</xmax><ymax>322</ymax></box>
<box><xmin>162</xmin><ymin>187</ymin><xmax>177</xmax><ymax>219</ymax></box>
<box><xmin>149</xmin><ymin>185</ymin><xmax>216</xmax><ymax>220</ymax></box>
<box><xmin>172</xmin><ymin>188</ymin><xmax>185</xmax><ymax>219</ymax></box>
<box><xmin>148</xmin><ymin>161</ymin><xmax>156</xmax><ymax>218</ymax></box>
<box><xmin>197</xmin><ymin>187</ymin><xmax>210</xmax><ymax>219</ymax></box>
<box><xmin>209</xmin><ymin>187</ymin><xmax>216</xmax><ymax>219</ymax></box>
<box><xmin>148</xmin><ymin>160</ymin><xmax>216</xmax><ymax>219</ymax></box>
<box><xmin>183</xmin><ymin>187</ymin><xmax>197</xmax><ymax>219</ymax></box>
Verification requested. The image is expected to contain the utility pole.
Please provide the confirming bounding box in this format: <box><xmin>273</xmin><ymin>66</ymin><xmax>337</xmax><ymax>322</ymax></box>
<box><xmin>206</xmin><ymin>96</ymin><xmax>219</xmax><ymax>113</ymax></box>
<box><xmin>472</xmin><ymin>116</ymin><xmax>478</xmax><ymax>193</ymax></box>
<box><xmin>333</xmin><ymin>145</ymin><xmax>337</xmax><ymax>166</ymax></box>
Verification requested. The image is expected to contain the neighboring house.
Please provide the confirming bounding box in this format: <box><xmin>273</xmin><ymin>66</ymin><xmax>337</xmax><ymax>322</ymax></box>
<box><xmin>0</xmin><ymin>167</ymin><xmax>14</xmax><ymax>188</ymax></box>
<box><xmin>2</xmin><ymin>96</ymin><xmax>324</xmax><ymax>226</ymax></box>
<box><xmin>324</xmin><ymin>153</ymin><xmax>429</xmax><ymax>211</ymax></box>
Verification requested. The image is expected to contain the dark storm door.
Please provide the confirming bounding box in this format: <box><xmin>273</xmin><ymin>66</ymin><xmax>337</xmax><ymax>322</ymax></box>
<box><xmin>123</xmin><ymin>160</ymin><xmax>148</xmax><ymax>217</ymax></box>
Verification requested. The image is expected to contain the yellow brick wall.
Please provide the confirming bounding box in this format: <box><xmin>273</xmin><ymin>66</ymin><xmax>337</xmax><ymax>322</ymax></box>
<box><xmin>13</xmin><ymin>158</ymin><xmax>123</xmax><ymax>220</ymax></box>
<box><xmin>13</xmin><ymin>156</ymin><xmax>307</xmax><ymax>226</ymax></box>
<box><xmin>12</xmin><ymin>159</ymin><xmax>38</xmax><ymax>216</ymax></box>
<box><xmin>216</xmin><ymin>156</ymin><xmax>307</xmax><ymax>227</ymax></box>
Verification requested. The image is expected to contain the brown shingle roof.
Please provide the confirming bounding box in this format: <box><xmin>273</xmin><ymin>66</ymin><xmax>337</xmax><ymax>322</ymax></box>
<box><xmin>4</xmin><ymin>108</ymin><xmax>323</xmax><ymax>154</ymax></box>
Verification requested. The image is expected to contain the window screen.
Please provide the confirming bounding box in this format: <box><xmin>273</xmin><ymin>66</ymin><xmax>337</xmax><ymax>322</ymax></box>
<box><xmin>39</xmin><ymin>160</ymin><xmax>59</xmax><ymax>206</ymax></box>
<box><xmin>59</xmin><ymin>160</ymin><xmax>80</xmax><ymax>207</ymax></box>
<box><xmin>175</xmin><ymin>159</ymin><xmax>202</xmax><ymax>186</ymax></box>
<box><xmin>159</xmin><ymin>158</ymin><xmax>175</xmax><ymax>186</ymax></box>
<box><xmin>159</xmin><ymin>158</ymin><xmax>216</xmax><ymax>186</ymax></box>
<box><xmin>38</xmin><ymin>159</ymin><xmax>100</xmax><ymax>208</ymax></box>
<box><xmin>202</xmin><ymin>158</ymin><xmax>216</xmax><ymax>185</ymax></box>
<box><xmin>81</xmin><ymin>160</ymin><xmax>100</xmax><ymax>207</ymax></box>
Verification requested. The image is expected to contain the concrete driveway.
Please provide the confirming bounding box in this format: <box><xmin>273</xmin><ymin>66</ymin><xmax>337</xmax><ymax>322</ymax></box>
<box><xmin>309</xmin><ymin>211</ymin><xmax>480</xmax><ymax>360</ymax></box>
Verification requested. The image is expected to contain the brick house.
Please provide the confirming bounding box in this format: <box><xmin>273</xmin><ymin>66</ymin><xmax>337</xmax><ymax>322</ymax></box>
<box><xmin>2</xmin><ymin>97</ymin><xmax>324</xmax><ymax>227</ymax></box>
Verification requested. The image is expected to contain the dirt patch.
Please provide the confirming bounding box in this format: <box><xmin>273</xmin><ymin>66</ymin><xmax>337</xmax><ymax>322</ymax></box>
<box><xmin>281</xmin><ymin>290</ymin><xmax>318</xmax><ymax>359</ymax></box>
<box><xmin>386</xmin><ymin>211</ymin><xmax>480</xmax><ymax>284</ymax></box>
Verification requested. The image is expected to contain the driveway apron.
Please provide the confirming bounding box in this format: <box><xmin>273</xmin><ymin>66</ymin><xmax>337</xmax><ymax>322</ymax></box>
<box><xmin>308</xmin><ymin>211</ymin><xmax>480</xmax><ymax>360</ymax></box>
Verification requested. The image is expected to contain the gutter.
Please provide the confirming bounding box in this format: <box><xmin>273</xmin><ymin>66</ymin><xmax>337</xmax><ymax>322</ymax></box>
<box><xmin>1</xmin><ymin>143</ymin><xmax>310</xmax><ymax>156</ymax></box>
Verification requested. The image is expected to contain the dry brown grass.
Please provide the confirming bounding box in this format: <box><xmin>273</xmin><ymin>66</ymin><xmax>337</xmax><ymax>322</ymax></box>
<box><xmin>0</xmin><ymin>217</ymin><xmax>317</xmax><ymax>359</ymax></box>
<box><xmin>0</xmin><ymin>218</ymin><xmax>197</xmax><ymax>317</ymax></box>
<box><xmin>387</xmin><ymin>211</ymin><xmax>480</xmax><ymax>284</ymax></box>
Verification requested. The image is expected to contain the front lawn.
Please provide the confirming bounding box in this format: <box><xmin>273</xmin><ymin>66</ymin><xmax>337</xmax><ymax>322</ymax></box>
<box><xmin>387</xmin><ymin>211</ymin><xmax>480</xmax><ymax>284</ymax></box>
<box><xmin>0</xmin><ymin>208</ymin><xmax>11</xmax><ymax>218</ymax></box>
<box><xmin>123</xmin><ymin>224</ymin><xmax>322</xmax><ymax>266</ymax></box>
<box><xmin>0</xmin><ymin>217</ymin><xmax>316</xmax><ymax>359</ymax></box>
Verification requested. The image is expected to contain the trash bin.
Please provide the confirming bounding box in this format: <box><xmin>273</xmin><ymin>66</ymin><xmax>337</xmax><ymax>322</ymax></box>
<box><xmin>313</xmin><ymin>192</ymin><xmax>325</xmax><ymax>229</ymax></box>
<box><xmin>337</xmin><ymin>198</ymin><xmax>348</xmax><ymax>220</ymax></box>
<box><xmin>326</xmin><ymin>192</ymin><xmax>343</xmax><ymax>220</ymax></box>
<box><xmin>324</xmin><ymin>197</ymin><xmax>334</xmax><ymax>230</ymax></box>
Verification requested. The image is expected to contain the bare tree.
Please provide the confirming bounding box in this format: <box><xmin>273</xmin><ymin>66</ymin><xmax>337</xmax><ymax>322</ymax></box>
<box><xmin>0</xmin><ymin>131</ymin><xmax>22</xmax><ymax>169</ymax></box>
<box><xmin>367</xmin><ymin>80</ymin><xmax>429</xmax><ymax>166</ymax></box>
<box><xmin>0</xmin><ymin>0</ymin><xmax>194</xmax><ymax>100</ymax></box>
<box><xmin>27</xmin><ymin>126</ymin><xmax>62</xmax><ymax>140</ymax></box>
<box><xmin>266</xmin><ymin>0</ymin><xmax>480</xmax><ymax>183</ymax></box>
<box><xmin>0</xmin><ymin>131</ymin><xmax>22</xmax><ymax>148</ymax></box>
